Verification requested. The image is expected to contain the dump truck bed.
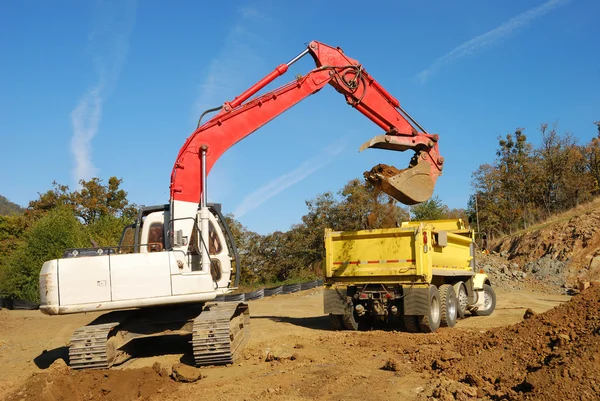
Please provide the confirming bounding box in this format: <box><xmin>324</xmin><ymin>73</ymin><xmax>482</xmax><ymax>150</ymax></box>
<box><xmin>324</xmin><ymin>220</ymin><xmax>476</xmax><ymax>286</ymax></box>
<box><xmin>323</xmin><ymin>219</ymin><xmax>494</xmax><ymax>332</ymax></box>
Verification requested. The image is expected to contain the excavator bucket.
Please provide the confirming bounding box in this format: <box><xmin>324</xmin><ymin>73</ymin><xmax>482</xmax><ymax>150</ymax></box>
<box><xmin>364</xmin><ymin>160</ymin><xmax>434</xmax><ymax>205</ymax></box>
<box><xmin>360</xmin><ymin>135</ymin><xmax>436</xmax><ymax>205</ymax></box>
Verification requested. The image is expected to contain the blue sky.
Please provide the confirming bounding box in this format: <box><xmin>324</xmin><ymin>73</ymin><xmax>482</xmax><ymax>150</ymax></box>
<box><xmin>1</xmin><ymin>0</ymin><xmax>599</xmax><ymax>234</ymax></box>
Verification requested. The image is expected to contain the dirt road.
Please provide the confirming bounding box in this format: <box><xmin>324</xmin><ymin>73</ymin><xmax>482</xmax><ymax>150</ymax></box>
<box><xmin>0</xmin><ymin>287</ymin><xmax>572</xmax><ymax>400</ymax></box>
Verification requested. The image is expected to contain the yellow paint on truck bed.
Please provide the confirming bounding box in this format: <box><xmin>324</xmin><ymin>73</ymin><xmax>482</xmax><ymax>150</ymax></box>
<box><xmin>324</xmin><ymin>220</ymin><xmax>475</xmax><ymax>285</ymax></box>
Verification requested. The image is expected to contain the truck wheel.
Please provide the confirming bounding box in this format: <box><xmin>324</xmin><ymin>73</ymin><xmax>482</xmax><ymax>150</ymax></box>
<box><xmin>403</xmin><ymin>315</ymin><xmax>420</xmax><ymax>333</ymax></box>
<box><xmin>453</xmin><ymin>281</ymin><xmax>468</xmax><ymax>318</ymax></box>
<box><xmin>329</xmin><ymin>314</ymin><xmax>343</xmax><ymax>330</ymax></box>
<box><xmin>342</xmin><ymin>311</ymin><xmax>359</xmax><ymax>330</ymax></box>
<box><xmin>439</xmin><ymin>284</ymin><xmax>457</xmax><ymax>328</ymax></box>
<box><xmin>472</xmin><ymin>284</ymin><xmax>496</xmax><ymax>316</ymax></box>
<box><xmin>418</xmin><ymin>285</ymin><xmax>441</xmax><ymax>333</ymax></box>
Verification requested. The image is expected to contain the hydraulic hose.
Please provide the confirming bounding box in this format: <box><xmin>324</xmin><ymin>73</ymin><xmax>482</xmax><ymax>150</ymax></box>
<box><xmin>197</xmin><ymin>105</ymin><xmax>224</xmax><ymax>129</ymax></box>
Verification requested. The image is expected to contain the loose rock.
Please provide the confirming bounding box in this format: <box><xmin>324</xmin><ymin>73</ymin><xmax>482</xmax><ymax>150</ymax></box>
<box><xmin>171</xmin><ymin>363</ymin><xmax>202</xmax><ymax>383</ymax></box>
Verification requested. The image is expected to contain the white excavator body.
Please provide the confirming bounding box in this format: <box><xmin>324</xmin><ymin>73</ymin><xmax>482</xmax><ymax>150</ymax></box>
<box><xmin>39</xmin><ymin>206</ymin><xmax>235</xmax><ymax>315</ymax></box>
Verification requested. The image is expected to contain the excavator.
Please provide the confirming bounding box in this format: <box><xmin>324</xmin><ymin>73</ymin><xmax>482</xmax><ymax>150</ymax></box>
<box><xmin>38</xmin><ymin>40</ymin><xmax>443</xmax><ymax>369</ymax></box>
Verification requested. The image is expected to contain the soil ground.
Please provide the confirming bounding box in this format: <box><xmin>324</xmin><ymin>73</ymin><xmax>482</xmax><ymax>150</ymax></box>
<box><xmin>0</xmin><ymin>286</ymin><xmax>576</xmax><ymax>401</ymax></box>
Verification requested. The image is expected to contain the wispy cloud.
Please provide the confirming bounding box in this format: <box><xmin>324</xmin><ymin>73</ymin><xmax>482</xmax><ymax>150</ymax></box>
<box><xmin>194</xmin><ymin>7</ymin><xmax>275</xmax><ymax>202</ymax></box>
<box><xmin>232</xmin><ymin>140</ymin><xmax>347</xmax><ymax>218</ymax></box>
<box><xmin>193</xmin><ymin>7</ymin><xmax>271</xmax><ymax>122</ymax></box>
<box><xmin>70</xmin><ymin>0</ymin><xmax>136</xmax><ymax>184</ymax></box>
<box><xmin>417</xmin><ymin>0</ymin><xmax>570</xmax><ymax>83</ymax></box>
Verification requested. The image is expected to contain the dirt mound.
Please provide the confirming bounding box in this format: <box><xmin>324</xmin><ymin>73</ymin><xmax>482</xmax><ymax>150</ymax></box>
<box><xmin>4</xmin><ymin>365</ymin><xmax>177</xmax><ymax>401</ymax></box>
<box><xmin>411</xmin><ymin>284</ymin><xmax>600</xmax><ymax>400</ymax></box>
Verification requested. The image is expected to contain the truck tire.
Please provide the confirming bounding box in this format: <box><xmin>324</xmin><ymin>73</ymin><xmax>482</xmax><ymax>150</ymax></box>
<box><xmin>403</xmin><ymin>315</ymin><xmax>420</xmax><ymax>333</ymax></box>
<box><xmin>472</xmin><ymin>284</ymin><xmax>496</xmax><ymax>316</ymax></box>
<box><xmin>418</xmin><ymin>285</ymin><xmax>441</xmax><ymax>333</ymax></box>
<box><xmin>439</xmin><ymin>284</ymin><xmax>457</xmax><ymax>328</ymax></box>
<box><xmin>329</xmin><ymin>314</ymin><xmax>344</xmax><ymax>330</ymax></box>
<box><xmin>453</xmin><ymin>281</ymin><xmax>468</xmax><ymax>318</ymax></box>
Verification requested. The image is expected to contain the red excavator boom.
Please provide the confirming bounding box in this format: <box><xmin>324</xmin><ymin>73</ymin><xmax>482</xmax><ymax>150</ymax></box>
<box><xmin>170</xmin><ymin>40</ymin><xmax>443</xmax><ymax>209</ymax></box>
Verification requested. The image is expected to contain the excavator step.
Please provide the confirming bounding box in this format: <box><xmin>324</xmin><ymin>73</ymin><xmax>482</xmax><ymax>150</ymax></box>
<box><xmin>192</xmin><ymin>302</ymin><xmax>250</xmax><ymax>366</ymax></box>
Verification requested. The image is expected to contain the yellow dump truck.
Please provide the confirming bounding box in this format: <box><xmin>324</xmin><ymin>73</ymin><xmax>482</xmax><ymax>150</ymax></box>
<box><xmin>323</xmin><ymin>219</ymin><xmax>495</xmax><ymax>332</ymax></box>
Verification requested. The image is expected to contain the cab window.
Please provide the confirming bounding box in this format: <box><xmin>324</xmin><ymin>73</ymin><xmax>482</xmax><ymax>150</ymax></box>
<box><xmin>119</xmin><ymin>225</ymin><xmax>135</xmax><ymax>254</ymax></box>
<box><xmin>147</xmin><ymin>222</ymin><xmax>164</xmax><ymax>252</ymax></box>
<box><xmin>189</xmin><ymin>221</ymin><xmax>222</xmax><ymax>255</ymax></box>
<box><xmin>209</xmin><ymin>222</ymin><xmax>222</xmax><ymax>255</ymax></box>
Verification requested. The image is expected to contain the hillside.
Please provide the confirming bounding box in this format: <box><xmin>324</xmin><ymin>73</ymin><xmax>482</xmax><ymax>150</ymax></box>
<box><xmin>0</xmin><ymin>195</ymin><xmax>24</xmax><ymax>216</ymax></box>
<box><xmin>491</xmin><ymin>197</ymin><xmax>600</xmax><ymax>287</ymax></box>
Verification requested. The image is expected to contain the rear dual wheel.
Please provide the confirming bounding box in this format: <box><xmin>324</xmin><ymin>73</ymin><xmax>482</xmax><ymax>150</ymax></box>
<box><xmin>439</xmin><ymin>284</ymin><xmax>457</xmax><ymax>328</ymax></box>
<box><xmin>418</xmin><ymin>285</ymin><xmax>441</xmax><ymax>333</ymax></box>
<box><xmin>453</xmin><ymin>281</ymin><xmax>469</xmax><ymax>318</ymax></box>
<box><xmin>404</xmin><ymin>284</ymin><xmax>458</xmax><ymax>333</ymax></box>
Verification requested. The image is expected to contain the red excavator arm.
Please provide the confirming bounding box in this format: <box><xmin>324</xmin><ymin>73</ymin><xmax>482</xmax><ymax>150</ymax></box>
<box><xmin>170</xmin><ymin>40</ymin><xmax>443</xmax><ymax>208</ymax></box>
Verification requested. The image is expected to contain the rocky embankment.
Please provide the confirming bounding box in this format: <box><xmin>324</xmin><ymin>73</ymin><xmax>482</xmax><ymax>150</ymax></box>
<box><xmin>476</xmin><ymin>252</ymin><xmax>571</xmax><ymax>294</ymax></box>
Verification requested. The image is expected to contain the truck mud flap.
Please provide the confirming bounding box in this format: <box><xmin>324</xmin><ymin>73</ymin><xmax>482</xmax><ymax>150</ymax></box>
<box><xmin>323</xmin><ymin>287</ymin><xmax>352</xmax><ymax>315</ymax></box>
<box><xmin>403</xmin><ymin>286</ymin><xmax>430</xmax><ymax>316</ymax></box>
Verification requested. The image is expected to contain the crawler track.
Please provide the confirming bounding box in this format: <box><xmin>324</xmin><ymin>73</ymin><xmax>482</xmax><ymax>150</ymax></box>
<box><xmin>192</xmin><ymin>302</ymin><xmax>250</xmax><ymax>366</ymax></box>
<box><xmin>69</xmin><ymin>321</ymin><xmax>121</xmax><ymax>370</ymax></box>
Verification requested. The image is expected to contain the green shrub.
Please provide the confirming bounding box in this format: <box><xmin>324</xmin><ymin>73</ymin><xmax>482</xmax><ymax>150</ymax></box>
<box><xmin>0</xmin><ymin>207</ymin><xmax>85</xmax><ymax>301</ymax></box>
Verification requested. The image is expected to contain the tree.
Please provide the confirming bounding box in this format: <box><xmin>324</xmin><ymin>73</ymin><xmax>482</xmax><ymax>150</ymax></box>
<box><xmin>26</xmin><ymin>181</ymin><xmax>73</xmax><ymax>221</ymax></box>
<box><xmin>496</xmin><ymin>128</ymin><xmax>537</xmax><ymax>229</ymax></box>
<box><xmin>27</xmin><ymin>177</ymin><xmax>137</xmax><ymax>224</ymax></box>
<box><xmin>0</xmin><ymin>207</ymin><xmax>86</xmax><ymax>301</ymax></box>
<box><xmin>471</xmin><ymin>122</ymin><xmax>600</xmax><ymax>236</ymax></box>
<box><xmin>72</xmin><ymin>177</ymin><xmax>137</xmax><ymax>224</ymax></box>
<box><xmin>0</xmin><ymin>215</ymin><xmax>28</xmax><ymax>282</ymax></box>
<box><xmin>537</xmin><ymin>123</ymin><xmax>593</xmax><ymax>212</ymax></box>
<box><xmin>411</xmin><ymin>195</ymin><xmax>448</xmax><ymax>221</ymax></box>
<box><xmin>583</xmin><ymin>121</ymin><xmax>600</xmax><ymax>195</ymax></box>
<box><xmin>469</xmin><ymin>164</ymin><xmax>505</xmax><ymax>237</ymax></box>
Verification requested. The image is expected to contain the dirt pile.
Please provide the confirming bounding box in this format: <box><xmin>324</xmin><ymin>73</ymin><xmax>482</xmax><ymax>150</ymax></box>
<box><xmin>5</xmin><ymin>363</ymin><xmax>178</xmax><ymax>401</ymax></box>
<box><xmin>411</xmin><ymin>284</ymin><xmax>600</xmax><ymax>400</ymax></box>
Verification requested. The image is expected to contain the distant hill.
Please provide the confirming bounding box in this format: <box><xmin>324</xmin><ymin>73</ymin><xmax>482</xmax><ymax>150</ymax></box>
<box><xmin>0</xmin><ymin>195</ymin><xmax>24</xmax><ymax>215</ymax></box>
